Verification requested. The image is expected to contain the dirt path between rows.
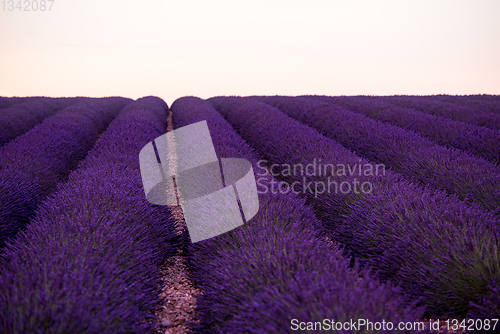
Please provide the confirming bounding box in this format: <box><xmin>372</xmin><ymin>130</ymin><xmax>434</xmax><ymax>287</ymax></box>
<box><xmin>154</xmin><ymin>111</ymin><xmax>202</xmax><ymax>334</ymax></box>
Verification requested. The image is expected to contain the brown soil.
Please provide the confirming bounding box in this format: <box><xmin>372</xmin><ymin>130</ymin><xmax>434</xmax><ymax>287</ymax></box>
<box><xmin>153</xmin><ymin>112</ymin><xmax>202</xmax><ymax>333</ymax></box>
<box><xmin>155</xmin><ymin>252</ymin><xmax>202</xmax><ymax>334</ymax></box>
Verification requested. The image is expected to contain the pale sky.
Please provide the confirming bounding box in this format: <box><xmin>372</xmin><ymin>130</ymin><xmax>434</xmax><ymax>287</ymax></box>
<box><xmin>1</xmin><ymin>0</ymin><xmax>499</xmax><ymax>106</ymax></box>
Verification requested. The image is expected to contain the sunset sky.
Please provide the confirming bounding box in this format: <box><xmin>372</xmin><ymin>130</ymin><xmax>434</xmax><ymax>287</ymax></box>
<box><xmin>1</xmin><ymin>0</ymin><xmax>499</xmax><ymax>106</ymax></box>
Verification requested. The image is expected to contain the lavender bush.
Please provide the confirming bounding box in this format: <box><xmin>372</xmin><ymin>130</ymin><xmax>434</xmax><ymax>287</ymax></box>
<box><xmin>0</xmin><ymin>97</ymin><xmax>23</xmax><ymax>110</ymax></box>
<box><xmin>0</xmin><ymin>97</ymin><xmax>131</xmax><ymax>249</ymax></box>
<box><xmin>423</xmin><ymin>95</ymin><xmax>500</xmax><ymax>115</ymax></box>
<box><xmin>0</xmin><ymin>97</ymin><xmax>179</xmax><ymax>333</ymax></box>
<box><xmin>0</xmin><ymin>97</ymin><xmax>79</xmax><ymax>146</ymax></box>
<box><xmin>308</xmin><ymin>95</ymin><xmax>500</xmax><ymax>165</ymax></box>
<box><xmin>468</xmin><ymin>278</ymin><xmax>500</xmax><ymax>319</ymax></box>
<box><xmin>381</xmin><ymin>95</ymin><xmax>500</xmax><ymax>131</ymax></box>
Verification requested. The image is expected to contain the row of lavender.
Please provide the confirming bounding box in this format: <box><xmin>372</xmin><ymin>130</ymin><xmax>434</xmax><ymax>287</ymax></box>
<box><xmin>0</xmin><ymin>98</ymin><xmax>82</xmax><ymax>147</ymax></box>
<box><xmin>378</xmin><ymin>95</ymin><xmax>500</xmax><ymax>130</ymax></box>
<box><xmin>0</xmin><ymin>96</ymin><xmax>38</xmax><ymax>110</ymax></box>
<box><xmin>307</xmin><ymin>95</ymin><xmax>500</xmax><ymax>165</ymax></box>
<box><xmin>424</xmin><ymin>94</ymin><xmax>500</xmax><ymax>115</ymax></box>
<box><xmin>0</xmin><ymin>96</ymin><xmax>85</xmax><ymax>111</ymax></box>
<box><xmin>381</xmin><ymin>94</ymin><xmax>500</xmax><ymax>116</ymax></box>
<box><xmin>206</xmin><ymin>96</ymin><xmax>500</xmax><ymax>319</ymax></box>
<box><xmin>0</xmin><ymin>97</ymin><xmax>179</xmax><ymax>333</ymax></box>
<box><xmin>0</xmin><ymin>97</ymin><xmax>130</xmax><ymax>249</ymax></box>
<box><xmin>170</xmin><ymin>97</ymin><xmax>425</xmax><ymax>333</ymax></box>
<box><xmin>258</xmin><ymin>96</ymin><xmax>500</xmax><ymax>213</ymax></box>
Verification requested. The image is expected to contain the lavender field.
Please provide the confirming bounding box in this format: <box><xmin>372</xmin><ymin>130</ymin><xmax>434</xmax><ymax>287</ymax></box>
<box><xmin>0</xmin><ymin>95</ymin><xmax>499</xmax><ymax>333</ymax></box>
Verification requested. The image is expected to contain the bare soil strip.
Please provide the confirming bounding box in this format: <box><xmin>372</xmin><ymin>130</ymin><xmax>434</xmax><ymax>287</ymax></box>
<box><xmin>154</xmin><ymin>111</ymin><xmax>202</xmax><ymax>334</ymax></box>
